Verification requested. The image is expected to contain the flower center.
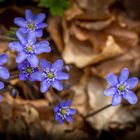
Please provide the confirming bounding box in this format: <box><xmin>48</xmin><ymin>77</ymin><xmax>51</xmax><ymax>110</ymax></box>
<box><xmin>28</xmin><ymin>23</ymin><xmax>35</xmax><ymax>30</ymax></box>
<box><xmin>118</xmin><ymin>85</ymin><xmax>125</xmax><ymax>91</ymax></box>
<box><xmin>26</xmin><ymin>67</ymin><xmax>33</xmax><ymax>74</ymax></box>
<box><xmin>60</xmin><ymin>108</ymin><xmax>67</xmax><ymax>115</ymax></box>
<box><xmin>42</xmin><ymin>68</ymin><xmax>57</xmax><ymax>83</ymax></box>
<box><xmin>47</xmin><ymin>72</ymin><xmax>54</xmax><ymax>79</ymax></box>
<box><xmin>26</xmin><ymin>45</ymin><xmax>33</xmax><ymax>52</ymax></box>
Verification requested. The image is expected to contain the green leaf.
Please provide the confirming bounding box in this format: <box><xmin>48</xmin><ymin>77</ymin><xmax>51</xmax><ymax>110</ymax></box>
<box><xmin>39</xmin><ymin>0</ymin><xmax>53</xmax><ymax>7</ymax></box>
<box><xmin>39</xmin><ymin>0</ymin><xmax>70</xmax><ymax>16</ymax></box>
<box><xmin>7</xmin><ymin>27</ymin><xmax>18</xmax><ymax>41</ymax></box>
<box><xmin>50</xmin><ymin>6</ymin><xmax>64</xmax><ymax>16</ymax></box>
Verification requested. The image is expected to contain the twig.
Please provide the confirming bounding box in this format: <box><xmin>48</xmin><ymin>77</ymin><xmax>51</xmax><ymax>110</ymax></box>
<box><xmin>85</xmin><ymin>104</ymin><xmax>112</xmax><ymax>118</ymax></box>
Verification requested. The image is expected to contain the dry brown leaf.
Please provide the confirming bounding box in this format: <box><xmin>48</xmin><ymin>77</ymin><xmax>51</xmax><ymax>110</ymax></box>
<box><xmin>91</xmin><ymin>46</ymin><xmax>140</xmax><ymax>79</ymax></box>
<box><xmin>62</xmin><ymin>35</ymin><xmax>122</xmax><ymax>68</ymax></box>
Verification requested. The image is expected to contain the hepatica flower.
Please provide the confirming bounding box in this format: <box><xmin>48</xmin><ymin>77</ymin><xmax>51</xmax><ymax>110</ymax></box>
<box><xmin>0</xmin><ymin>54</ymin><xmax>10</xmax><ymax>90</ymax></box>
<box><xmin>9</xmin><ymin>31</ymin><xmax>51</xmax><ymax>67</ymax></box>
<box><xmin>31</xmin><ymin>59</ymin><xmax>69</xmax><ymax>93</ymax></box>
<box><xmin>54</xmin><ymin>100</ymin><xmax>76</xmax><ymax>125</ymax></box>
<box><xmin>104</xmin><ymin>68</ymin><xmax>139</xmax><ymax>106</ymax></box>
<box><xmin>14</xmin><ymin>9</ymin><xmax>47</xmax><ymax>37</ymax></box>
<box><xmin>18</xmin><ymin>60</ymin><xmax>38</xmax><ymax>81</ymax></box>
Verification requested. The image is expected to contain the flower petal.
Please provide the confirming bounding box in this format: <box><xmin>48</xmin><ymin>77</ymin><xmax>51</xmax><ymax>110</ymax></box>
<box><xmin>25</xmin><ymin>9</ymin><xmax>33</xmax><ymax>21</ymax></box>
<box><xmin>40</xmin><ymin>79</ymin><xmax>50</xmax><ymax>93</ymax></box>
<box><xmin>123</xmin><ymin>90</ymin><xmax>137</xmax><ymax>104</ymax></box>
<box><xmin>65</xmin><ymin>99</ymin><xmax>72</xmax><ymax>106</ymax></box>
<box><xmin>27</xmin><ymin>33</ymin><xmax>36</xmax><ymax>44</ymax></box>
<box><xmin>34</xmin><ymin>13</ymin><xmax>46</xmax><ymax>23</ymax></box>
<box><xmin>0</xmin><ymin>54</ymin><xmax>8</xmax><ymax>65</ymax></box>
<box><xmin>60</xmin><ymin>100</ymin><xmax>66</xmax><ymax>107</ymax></box>
<box><xmin>37</xmin><ymin>23</ymin><xmax>47</xmax><ymax>29</ymax></box>
<box><xmin>18</xmin><ymin>60</ymin><xmax>31</xmax><ymax>70</ymax></box>
<box><xmin>112</xmin><ymin>94</ymin><xmax>122</xmax><ymax>106</ymax></box>
<box><xmin>28</xmin><ymin>76</ymin><xmax>35</xmax><ymax>82</ymax></box>
<box><xmin>14</xmin><ymin>17</ymin><xmax>26</xmax><ymax>27</ymax></box>
<box><xmin>16</xmin><ymin>51</ymin><xmax>27</xmax><ymax>63</ymax></box>
<box><xmin>55</xmin><ymin>113</ymin><xmax>60</xmax><ymax>121</ymax></box>
<box><xmin>27</xmin><ymin>54</ymin><xmax>38</xmax><ymax>67</ymax></box>
<box><xmin>126</xmin><ymin>77</ymin><xmax>139</xmax><ymax>89</ymax></box>
<box><xmin>104</xmin><ymin>87</ymin><xmax>117</xmax><ymax>96</ymax></box>
<box><xmin>17</xmin><ymin>63</ymin><xmax>23</xmax><ymax>70</ymax></box>
<box><xmin>9</xmin><ymin>42</ymin><xmax>23</xmax><ymax>52</ymax></box>
<box><xmin>66</xmin><ymin>116</ymin><xmax>73</xmax><ymax>123</ymax></box>
<box><xmin>119</xmin><ymin>68</ymin><xmax>129</xmax><ymax>83</ymax></box>
<box><xmin>0</xmin><ymin>66</ymin><xmax>10</xmax><ymax>79</ymax></box>
<box><xmin>34</xmin><ymin>41</ymin><xmax>51</xmax><ymax>54</ymax></box>
<box><xmin>31</xmin><ymin>71</ymin><xmax>42</xmax><ymax>81</ymax></box>
<box><xmin>57</xmin><ymin>72</ymin><xmax>69</xmax><ymax>80</ymax></box>
<box><xmin>16</xmin><ymin>31</ymin><xmax>27</xmax><ymax>45</ymax></box>
<box><xmin>106</xmin><ymin>73</ymin><xmax>118</xmax><ymax>86</ymax></box>
<box><xmin>19</xmin><ymin>27</ymin><xmax>28</xmax><ymax>33</ymax></box>
<box><xmin>52</xmin><ymin>80</ymin><xmax>63</xmax><ymax>91</ymax></box>
<box><xmin>40</xmin><ymin>59</ymin><xmax>51</xmax><ymax>69</ymax></box>
<box><xmin>35</xmin><ymin>30</ymin><xmax>43</xmax><ymax>37</ymax></box>
<box><xmin>54</xmin><ymin>105</ymin><xmax>59</xmax><ymax>112</ymax></box>
<box><xmin>0</xmin><ymin>81</ymin><xmax>4</xmax><ymax>90</ymax></box>
<box><xmin>52</xmin><ymin>59</ymin><xmax>64</xmax><ymax>71</ymax></box>
<box><xmin>19</xmin><ymin>73</ymin><xmax>27</xmax><ymax>81</ymax></box>
<box><xmin>58</xmin><ymin>116</ymin><xmax>64</xmax><ymax>125</ymax></box>
<box><xmin>69</xmin><ymin>109</ymin><xmax>76</xmax><ymax>115</ymax></box>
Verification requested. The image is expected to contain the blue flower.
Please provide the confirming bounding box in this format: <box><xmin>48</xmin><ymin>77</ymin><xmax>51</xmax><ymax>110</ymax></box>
<box><xmin>0</xmin><ymin>54</ymin><xmax>10</xmax><ymax>90</ymax></box>
<box><xmin>14</xmin><ymin>9</ymin><xmax>47</xmax><ymax>37</ymax></box>
<box><xmin>9</xmin><ymin>31</ymin><xmax>51</xmax><ymax>67</ymax></box>
<box><xmin>31</xmin><ymin>59</ymin><xmax>69</xmax><ymax>93</ymax></box>
<box><xmin>104</xmin><ymin>68</ymin><xmax>139</xmax><ymax>106</ymax></box>
<box><xmin>54</xmin><ymin>100</ymin><xmax>76</xmax><ymax>125</ymax></box>
<box><xmin>18</xmin><ymin>60</ymin><xmax>38</xmax><ymax>81</ymax></box>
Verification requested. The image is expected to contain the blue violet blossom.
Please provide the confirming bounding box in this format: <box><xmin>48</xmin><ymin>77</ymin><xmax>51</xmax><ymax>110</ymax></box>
<box><xmin>54</xmin><ymin>100</ymin><xmax>76</xmax><ymax>125</ymax></box>
<box><xmin>18</xmin><ymin>60</ymin><xmax>38</xmax><ymax>81</ymax></box>
<box><xmin>104</xmin><ymin>68</ymin><xmax>139</xmax><ymax>106</ymax></box>
<box><xmin>31</xmin><ymin>59</ymin><xmax>69</xmax><ymax>93</ymax></box>
<box><xmin>0</xmin><ymin>54</ymin><xmax>10</xmax><ymax>101</ymax></box>
<box><xmin>9</xmin><ymin>31</ymin><xmax>51</xmax><ymax>67</ymax></box>
<box><xmin>14</xmin><ymin>9</ymin><xmax>47</xmax><ymax>37</ymax></box>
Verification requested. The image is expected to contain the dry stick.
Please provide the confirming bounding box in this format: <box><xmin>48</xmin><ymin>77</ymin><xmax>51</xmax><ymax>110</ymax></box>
<box><xmin>85</xmin><ymin>104</ymin><xmax>112</xmax><ymax>118</ymax></box>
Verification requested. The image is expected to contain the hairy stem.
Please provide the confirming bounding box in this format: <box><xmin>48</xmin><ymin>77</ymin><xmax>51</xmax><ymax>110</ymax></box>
<box><xmin>86</xmin><ymin>104</ymin><xmax>112</xmax><ymax>118</ymax></box>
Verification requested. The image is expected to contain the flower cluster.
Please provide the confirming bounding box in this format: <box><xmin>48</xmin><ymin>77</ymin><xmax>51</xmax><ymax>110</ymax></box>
<box><xmin>104</xmin><ymin>68</ymin><xmax>138</xmax><ymax>106</ymax></box>
<box><xmin>8</xmin><ymin>9</ymin><xmax>69</xmax><ymax>93</ymax></box>
<box><xmin>7</xmin><ymin>9</ymin><xmax>74</xmax><ymax>124</ymax></box>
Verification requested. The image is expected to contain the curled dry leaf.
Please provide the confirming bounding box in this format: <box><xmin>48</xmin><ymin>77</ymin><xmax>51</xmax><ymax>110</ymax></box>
<box><xmin>47</xmin><ymin>16</ymin><xmax>64</xmax><ymax>52</ymax></box>
<box><xmin>21</xmin><ymin>105</ymin><xmax>39</xmax><ymax>125</ymax></box>
<box><xmin>62</xmin><ymin>35</ymin><xmax>122</xmax><ymax>68</ymax></box>
<box><xmin>76</xmin><ymin>0</ymin><xmax>116</xmax><ymax>19</ymax></box>
<box><xmin>91</xmin><ymin>46</ymin><xmax>140</xmax><ymax>79</ymax></box>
